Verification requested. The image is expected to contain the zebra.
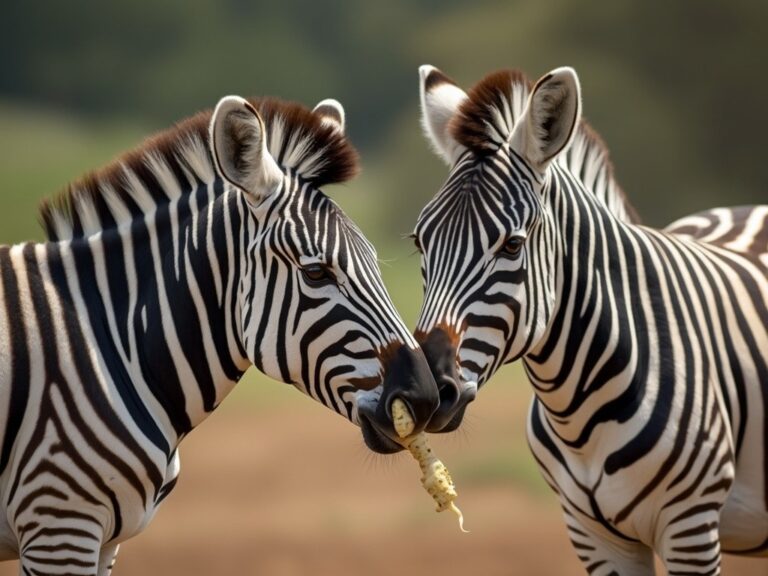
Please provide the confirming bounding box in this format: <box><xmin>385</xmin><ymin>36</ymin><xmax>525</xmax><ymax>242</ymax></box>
<box><xmin>411</xmin><ymin>64</ymin><xmax>768</xmax><ymax>574</ymax></box>
<box><xmin>0</xmin><ymin>94</ymin><xmax>438</xmax><ymax>575</ymax></box>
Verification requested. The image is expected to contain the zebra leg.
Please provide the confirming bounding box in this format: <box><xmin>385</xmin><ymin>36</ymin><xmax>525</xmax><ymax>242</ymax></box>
<box><xmin>19</xmin><ymin>524</ymin><xmax>104</xmax><ymax>576</ymax></box>
<box><xmin>97</xmin><ymin>543</ymin><xmax>120</xmax><ymax>576</ymax></box>
<box><xmin>657</xmin><ymin>509</ymin><xmax>722</xmax><ymax>575</ymax></box>
<box><xmin>564</xmin><ymin>511</ymin><xmax>655</xmax><ymax>576</ymax></box>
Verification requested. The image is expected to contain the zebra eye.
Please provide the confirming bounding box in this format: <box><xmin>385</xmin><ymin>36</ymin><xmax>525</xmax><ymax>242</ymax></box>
<box><xmin>501</xmin><ymin>236</ymin><xmax>525</xmax><ymax>257</ymax></box>
<box><xmin>301</xmin><ymin>263</ymin><xmax>334</xmax><ymax>286</ymax></box>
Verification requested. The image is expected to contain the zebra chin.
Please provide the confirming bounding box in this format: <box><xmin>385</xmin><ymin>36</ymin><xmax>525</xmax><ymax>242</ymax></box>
<box><xmin>358</xmin><ymin>415</ymin><xmax>405</xmax><ymax>454</ymax></box>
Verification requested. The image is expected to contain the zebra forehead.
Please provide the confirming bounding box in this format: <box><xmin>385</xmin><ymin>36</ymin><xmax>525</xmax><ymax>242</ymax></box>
<box><xmin>416</xmin><ymin>160</ymin><xmax>541</xmax><ymax>246</ymax></box>
<box><xmin>39</xmin><ymin>97</ymin><xmax>360</xmax><ymax>242</ymax></box>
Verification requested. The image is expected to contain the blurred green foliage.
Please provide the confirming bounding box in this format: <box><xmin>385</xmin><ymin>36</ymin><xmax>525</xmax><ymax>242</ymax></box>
<box><xmin>1</xmin><ymin>0</ymin><xmax>766</xmax><ymax>247</ymax></box>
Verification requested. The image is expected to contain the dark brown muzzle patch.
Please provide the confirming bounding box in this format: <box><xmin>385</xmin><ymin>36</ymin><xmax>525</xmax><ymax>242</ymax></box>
<box><xmin>417</xmin><ymin>327</ymin><xmax>476</xmax><ymax>433</ymax></box>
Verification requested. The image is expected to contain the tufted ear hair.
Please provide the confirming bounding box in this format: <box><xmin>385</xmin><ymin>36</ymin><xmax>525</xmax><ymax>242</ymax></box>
<box><xmin>209</xmin><ymin>96</ymin><xmax>283</xmax><ymax>196</ymax></box>
<box><xmin>419</xmin><ymin>65</ymin><xmax>469</xmax><ymax>165</ymax></box>
<box><xmin>511</xmin><ymin>67</ymin><xmax>582</xmax><ymax>172</ymax></box>
<box><xmin>313</xmin><ymin>98</ymin><xmax>346</xmax><ymax>134</ymax></box>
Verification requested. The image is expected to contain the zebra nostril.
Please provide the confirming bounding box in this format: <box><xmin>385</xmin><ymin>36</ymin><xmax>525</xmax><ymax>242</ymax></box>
<box><xmin>437</xmin><ymin>375</ymin><xmax>460</xmax><ymax>408</ymax></box>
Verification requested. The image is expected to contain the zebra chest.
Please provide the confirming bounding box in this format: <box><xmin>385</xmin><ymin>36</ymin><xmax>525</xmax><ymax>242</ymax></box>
<box><xmin>526</xmin><ymin>397</ymin><xmax>675</xmax><ymax>543</ymax></box>
<box><xmin>526</xmin><ymin>389</ymin><xmax>737</xmax><ymax>548</ymax></box>
<box><xmin>112</xmin><ymin>449</ymin><xmax>182</xmax><ymax>542</ymax></box>
<box><xmin>155</xmin><ymin>449</ymin><xmax>182</xmax><ymax>506</ymax></box>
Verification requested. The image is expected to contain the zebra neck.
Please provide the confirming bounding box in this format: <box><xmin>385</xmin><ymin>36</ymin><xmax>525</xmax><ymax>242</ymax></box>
<box><xmin>524</xmin><ymin>170</ymin><xmax>639</xmax><ymax>443</ymax></box>
<box><xmin>54</xmin><ymin>183</ymin><xmax>250</xmax><ymax>447</ymax></box>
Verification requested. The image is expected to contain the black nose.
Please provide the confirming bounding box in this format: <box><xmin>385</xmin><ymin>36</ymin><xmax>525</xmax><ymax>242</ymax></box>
<box><xmin>418</xmin><ymin>328</ymin><xmax>476</xmax><ymax>433</ymax></box>
<box><xmin>358</xmin><ymin>344</ymin><xmax>439</xmax><ymax>454</ymax></box>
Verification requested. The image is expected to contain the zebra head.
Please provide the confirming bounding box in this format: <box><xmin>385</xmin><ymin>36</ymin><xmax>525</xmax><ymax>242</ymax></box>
<box><xmin>209</xmin><ymin>96</ymin><xmax>438</xmax><ymax>453</ymax></box>
<box><xmin>413</xmin><ymin>66</ymin><xmax>582</xmax><ymax>431</ymax></box>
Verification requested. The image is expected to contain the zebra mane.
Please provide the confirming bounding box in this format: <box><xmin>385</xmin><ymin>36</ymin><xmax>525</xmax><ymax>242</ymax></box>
<box><xmin>450</xmin><ymin>70</ymin><xmax>640</xmax><ymax>224</ymax></box>
<box><xmin>39</xmin><ymin>97</ymin><xmax>360</xmax><ymax>241</ymax></box>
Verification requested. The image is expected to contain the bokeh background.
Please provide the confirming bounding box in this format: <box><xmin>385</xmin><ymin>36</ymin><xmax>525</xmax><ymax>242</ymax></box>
<box><xmin>1</xmin><ymin>1</ymin><xmax>766</xmax><ymax>574</ymax></box>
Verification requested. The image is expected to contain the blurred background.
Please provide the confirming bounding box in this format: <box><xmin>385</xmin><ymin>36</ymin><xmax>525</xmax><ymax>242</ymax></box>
<box><xmin>1</xmin><ymin>0</ymin><xmax>766</xmax><ymax>574</ymax></box>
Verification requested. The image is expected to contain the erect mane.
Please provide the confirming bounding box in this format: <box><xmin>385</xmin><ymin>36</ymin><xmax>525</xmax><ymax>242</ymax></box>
<box><xmin>39</xmin><ymin>97</ymin><xmax>360</xmax><ymax>241</ymax></box>
<box><xmin>450</xmin><ymin>69</ymin><xmax>640</xmax><ymax>224</ymax></box>
<box><xmin>450</xmin><ymin>69</ymin><xmax>532</xmax><ymax>154</ymax></box>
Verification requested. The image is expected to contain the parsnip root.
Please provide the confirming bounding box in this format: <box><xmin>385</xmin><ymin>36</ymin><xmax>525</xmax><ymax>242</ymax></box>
<box><xmin>392</xmin><ymin>398</ymin><xmax>468</xmax><ymax>532</ymax></box>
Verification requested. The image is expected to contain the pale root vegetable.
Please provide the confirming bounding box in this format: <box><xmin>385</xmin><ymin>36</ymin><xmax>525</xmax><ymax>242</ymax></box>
<box><xmin>392</xmin><ymin>398</ymin><xmax>468</xmax><ymax>532</ymax></box>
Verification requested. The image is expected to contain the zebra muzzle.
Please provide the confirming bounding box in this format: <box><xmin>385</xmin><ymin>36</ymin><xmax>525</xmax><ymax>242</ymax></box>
<box><xmin>356</xmin><ymin>344</ymin><xmax>439</xmax><ymax>454</ymax></box>
<box><xmin>417</xmin><ymin>327</ymin><xmax>477</xmax><ymax>433</ymax></box>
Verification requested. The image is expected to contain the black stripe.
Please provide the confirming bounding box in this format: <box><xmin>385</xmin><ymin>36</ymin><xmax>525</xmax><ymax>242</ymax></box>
<box><xmin>0</xmin><ymin>246</ymin><xmax>30</xmax><ymax>477</ymax></box>
<box><xmin>45</xmin><ymin>242</ymin><xmax>165</xmax><ymax>495</ymax></box>
<box><xmin>47</xmin><ymin>243</ymin><xmax>170</xmax><ymax>454</ymax></box>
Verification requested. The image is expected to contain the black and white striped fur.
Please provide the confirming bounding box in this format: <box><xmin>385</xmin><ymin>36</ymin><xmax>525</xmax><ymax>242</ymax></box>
<box><xmin>0</xmin><ymin>95</ymin><xmax>437</xmax><ymax>575</ymax></box>
<box><xmin>413</xmin><ymin>66</ymin><xmax>768</xmax><ymax>574</ymax></box>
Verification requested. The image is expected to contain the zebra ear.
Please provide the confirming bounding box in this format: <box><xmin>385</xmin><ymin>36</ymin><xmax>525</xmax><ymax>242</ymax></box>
<box><xmin>209</xmin><ymin>96</ymin><xmax>283</xmax><ymax>196</ymax></box>
<box><xmin>513</xmin><ymin>67</ymin><xmax>582</xmax><ymax>172</ymax></box>
<box><xmin>419</xmin><ymin>65</ymin><xmax>468</xmax><ymax>165</ymax></box>
<box><xmin>313</xmin><ymin>98</ymin><xmax>345</xmax><ymax>134</ymax></box>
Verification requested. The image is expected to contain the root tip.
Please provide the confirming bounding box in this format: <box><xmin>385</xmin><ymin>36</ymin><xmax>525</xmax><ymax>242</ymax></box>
<box><xmin>449</xmin><ymin>502</ymin><xmax>469</xmax><ymax>533</ymax></box>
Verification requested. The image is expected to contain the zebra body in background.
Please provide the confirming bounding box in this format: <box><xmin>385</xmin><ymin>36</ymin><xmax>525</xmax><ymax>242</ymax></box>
<box><xmin>0</xmin><ymin>95</ymin><xmax>437</xmax><ymax>575</ymax></box>
<box><xmin>413</xmin><ymin>65</ymin><xmax>768</xmax><ymax>574</ymax></box>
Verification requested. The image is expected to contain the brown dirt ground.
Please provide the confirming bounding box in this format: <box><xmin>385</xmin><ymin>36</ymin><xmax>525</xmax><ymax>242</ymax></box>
<box><xmin>0</xmin><ymin>376</ymin><xmax>765</xmax><ymax>575</ymax></box>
